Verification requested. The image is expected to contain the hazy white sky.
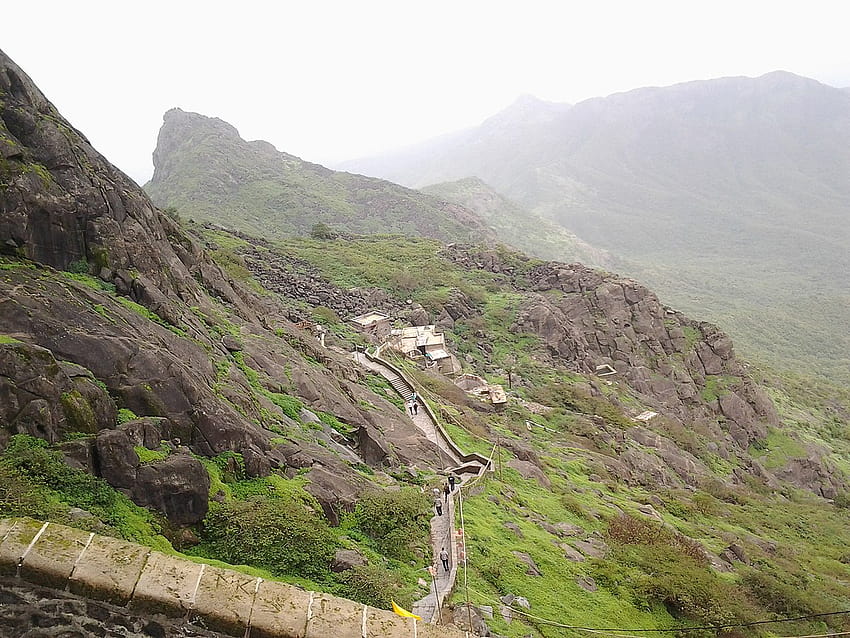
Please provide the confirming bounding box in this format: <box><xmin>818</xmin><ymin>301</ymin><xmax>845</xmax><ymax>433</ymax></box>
<box><xmin>3</xmin><ymin>1</ymin><xmax>849</xmax><ymax>184</ymax></box>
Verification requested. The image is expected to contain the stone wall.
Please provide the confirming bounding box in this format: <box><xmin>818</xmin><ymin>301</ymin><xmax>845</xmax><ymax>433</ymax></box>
<box><xmin>0</xmin><ymin>576</ymin><xmax>228</xmax><ymax>637</ymax></box>
<box><xmin>0</xmin><ymin>518</ymin><xmax>470</xmax><ymax>638</ymax></box>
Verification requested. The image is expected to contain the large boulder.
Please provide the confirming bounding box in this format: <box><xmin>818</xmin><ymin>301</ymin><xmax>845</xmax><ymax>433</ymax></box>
<box><xmin>132</xmin><ymin>453</ymin><xmax>210</xmax><ymax>525</ymax></box>
<box><xmin>94</xmin><ymin>429</ymin><xmax>140</xmax><ymax>489</ymax></box>
<box><xmin>0</xmin><ymin>340</ymin><xmax>115</xmax><ymax>444</ymax></box>
<box><xmin>331</xmin><ymin>549</ymin><xmax>368</xmax><ymax>573</ymax></box>
<box><xmin>452</xmin><ymin>604</ymin><xmax>490</xmax><ymax>636</ymax></box>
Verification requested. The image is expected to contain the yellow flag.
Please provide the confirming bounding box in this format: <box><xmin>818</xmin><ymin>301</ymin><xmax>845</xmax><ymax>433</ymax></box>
<box><xmin>392</xmin><ymin>600</ymin><xmax>422</xmax><ymax>621</ymax></box>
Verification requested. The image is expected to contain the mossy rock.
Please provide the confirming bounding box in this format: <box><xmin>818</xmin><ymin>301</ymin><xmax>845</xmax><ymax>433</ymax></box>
<box><xmin>60</xmin><ymin>390</ymin><xmax>98</xmax><ymax>434</ymax></box>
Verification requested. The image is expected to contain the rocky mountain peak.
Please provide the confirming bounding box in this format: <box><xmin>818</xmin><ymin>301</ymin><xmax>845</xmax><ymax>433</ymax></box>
<box><xmin>145</xmin><ymin>108</ymin><xmax>497</xmax><ymax>243</ymax></box>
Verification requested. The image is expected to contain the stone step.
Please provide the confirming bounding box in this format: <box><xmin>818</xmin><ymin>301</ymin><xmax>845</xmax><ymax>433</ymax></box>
<box><xmin>388</xmin><ymin>377</ymin><xmax>414</xmax><ymax>400</ymax></box>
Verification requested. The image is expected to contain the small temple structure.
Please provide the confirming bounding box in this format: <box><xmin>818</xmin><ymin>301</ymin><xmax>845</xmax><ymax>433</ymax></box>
<box><xmin>454</xmin><ymin>373</ymin><xmax>507</xmax><ymax>410</ymax></box>
<box><xmin>349</xmin><ymin>311</ymin><xmax>392</xmax><ymax>343</ymax></box>
<box><xmin>384</xmin><ymin>325</ymin><xmax>461</xmax><ymax>375</ymax></box>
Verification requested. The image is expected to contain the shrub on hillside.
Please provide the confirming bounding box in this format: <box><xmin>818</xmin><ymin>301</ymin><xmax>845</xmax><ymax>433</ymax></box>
<box><xmin>0</xmin><ymin>435</ymin><xmax>165</xmax><ymax>546</ymax></box>
<box><xmin>559</xmin><ymin>493</ymin><xmax>586</xmax><ymax>518</ymax></box>
<box><xmin>700</xmin><ymin>477</ymin><xmax>747</xmax><ymax>504</ymax></box>
<box><xmin>833</xmin><ymin>491</ymin><xmax>850</xmax><ymax>509</ymax></box>
<box><xmin>309</xmin><ymin>223</ymin><xmax>338</xmax><ymax>239</ymax></box>
<box><xmin>607</xmin><ymin>514</ymin><xmax>707</xmax><ymax>565</ymax></box>
<box><xmin>633</xmin><ymin>546</ymin><xmax>759</xmax><ymax>631</ymax></box>
<box><xmin>742</xmin><ymin>567</ymin><xmax>823</xmax><ymax>617</ymax></box>
<box><xmin>603</xmin><ymin>515</ymin><xmax>765</xmax><ymax>632</ymax></box>
<box><xmin>202</xmin><ymin>498</ymin><xmax>338</xmax><ymax>579</ymax></box>
<box><xmin>355</xmin><ymin>488</ymin><xmax>430</xmax><ymax>561</ymax></box>
<box><xmin>691</xmin><ymin>491</ymin><xmax>719</xmax><ymax>516</ymax></box>
<box><xmin>311</xmin><ymin>305</ymin><xmax>341</xmax><ymax>326</ymax></box>
<box><xmin>0</xmin><ymin>464</ymin><xmax>61</xmax><ymax>520</ymax></box>
<box><xmin>336</xmin><ymin>564</ymin><xmax>407</xmax><ymax>609</ymax></box>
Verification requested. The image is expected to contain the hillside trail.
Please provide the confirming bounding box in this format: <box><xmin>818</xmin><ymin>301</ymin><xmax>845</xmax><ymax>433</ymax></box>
<box><xmin>352</xmin><ymin>350</ymin><xmax>487</xmax><ymax>623</ymax></box>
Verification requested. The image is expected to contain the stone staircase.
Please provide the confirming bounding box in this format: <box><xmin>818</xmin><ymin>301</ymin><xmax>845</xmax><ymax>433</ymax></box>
<box><xmin>386</xmin><ymin>371</ymin><xmax>414</xmax><ymax>402</ymax></box>
<box><xmin>353</xmin><ymin>349</ymin><xmax>492</xmax><ymax>624</ymax></box>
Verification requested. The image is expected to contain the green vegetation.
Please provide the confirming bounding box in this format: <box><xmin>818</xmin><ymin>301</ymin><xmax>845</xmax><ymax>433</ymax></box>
<box><xmin>232</xmin><ymin>351</ymin><xmax>304</xmax><ymax>422</ymax></box>
<box><xmin>0</xmin><ymin>435</ymin><xmax>170</xmax><ymax>550</ymax></box>
<box><xmin>189</xmin><ymin>454</ymin><xmax>426</xmax><ymax>607</ymax></box>
<box><xmin>209</xmin><ymin>244</ymin><xmax>253</xmax><ymax>282</ymax></box>
<box><xmin>115</xmin><ymin>296</ymin><xmax>187</xmax><ymax>337</ymax></box>
<box><xmin>752</xmin><ymin>429</ymin><xmax>809</xmax><ymax>470</ymax></box>
<box><xmin>700</xmin><ymin>374</ymin><xmax>740</xmax><ymax>402</ymax></box>
<box><xmin>448</xmin><ymin>429</ymin><xmax>850</xmax><ymax>638</ymax></box>
<box><xmin>0</xmin><ymin>156</ymin><xmax>53</xmax><ymax>189</ymax></box>
<box><xmin>117</xmin><ymin>408</ymin><xmax>139</xmax><ymax>424</ymax></box>
<box><xmin>134</xmin><ymin>445</ymin><xmax>169</xmax><ymax>464</ymax></box>
<box><xmin>530</xmin><ymin>380</ymin><xmax>635</xmax><ymax>428</ymax></box>
<box><xmin>276</xmin><ymin>235</ymin><xmax>498</xmax><ymax>298</ymax></box>
<box><xmin>60</xmin><ymin>390</ymin><xmax>98</xmax><ymax>433</ymax></box>
<box><xmin>422</xmin><ymin>177</ymin><xmax>609</xmax><ymax>268</ymax></box>
<box><xmin>354</xmin><ymin>489</ymin><xmax>431</xmax><ymax>561</ymax></box>
<box><xmin>62</xmin><ymin>270</ymin><xmax>117</xmax><ymax>293</ymax></box>
<box><xmin>202</xmin><ymin>497</ymin><xmax>338</xmax><ymax>579</ymax></box>
<box><xmin>310</xmin><ymin>222</ymin><xmax>339</xmax><ymax>239</ymax></box>
<box><xmin>336</xmin><ymin>564</ymin><xmax>405</xmax><ymax>609</ymax></box>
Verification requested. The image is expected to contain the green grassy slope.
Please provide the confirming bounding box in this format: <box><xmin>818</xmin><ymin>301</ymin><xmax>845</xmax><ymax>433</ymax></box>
<box><xmin>235</xmin><ymin>232</ymin><xmax>850</xmax><ymax>637</ymax></box>
<box><xmin>422</xmin><ymin>177</ymin><xmax>612</xmax><ymax>269</ymax></box>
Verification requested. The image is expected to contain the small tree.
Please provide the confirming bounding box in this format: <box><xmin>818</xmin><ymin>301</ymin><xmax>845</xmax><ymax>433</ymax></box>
<box><xmin>310</xmin><ymin>223</ymin><xmax>338</xmax><ymax>240</ymax></box>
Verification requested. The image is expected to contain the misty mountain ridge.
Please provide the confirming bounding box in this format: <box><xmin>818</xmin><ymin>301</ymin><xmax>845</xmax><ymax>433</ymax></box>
<box><xmin>339</xmin><ymin>70</ymin><xmax>850</xmax><ymax>382</ymax></box>
<box><xmin>145</xmin><ymin>108</ymin><xmax>495</xmax><ymax>243</ymax></box>
<box><xmin>145</xmin><ymin>108</ymin><xmax>613</xmax><ymax>266</ymax></box>
<box><xmin>421</xmin><ymin>176</ymin><xmax>611</xmax><ymax>268</ymax></box>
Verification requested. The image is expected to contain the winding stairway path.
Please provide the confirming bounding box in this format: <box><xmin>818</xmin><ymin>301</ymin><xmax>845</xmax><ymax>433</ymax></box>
<box><xmin>355</xmin><ymin>352</ymin><xmax>459</xmax><ymax>465</ymax></box>
<box><xmin>352</xmin><ymin>350</ymin><xmax>490</xmax><ymax>623</ymax></box>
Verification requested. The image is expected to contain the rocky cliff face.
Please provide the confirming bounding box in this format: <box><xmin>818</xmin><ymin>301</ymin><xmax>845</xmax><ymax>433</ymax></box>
<box><xmin>0</xmin><ymin>49</ymin><xmax>446</xmax><ymax>525</ymax></box>
<box><xmin>444</xmin><ymin>246</ymin><xmax>778</xmax><ymax>454</ymax></box>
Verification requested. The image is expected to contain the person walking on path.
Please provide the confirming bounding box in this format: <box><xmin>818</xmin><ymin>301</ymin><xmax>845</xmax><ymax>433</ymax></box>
<box><xmin>406</xmin><ymin>400</ymin><xmax>415</xmax><ymax>416</ymax></box>
<box><xmin>412</xmin><ymin>399</ymin><xmax>419</xmax><ymax>415</ymax></box>
<box><xmin>443</xmin><ymin>483</ymin><xmax>450</xmax><ymax>502</ymax></box>
<box><xmin>448</xmin><ymin>474</ymin><xmax>457</xmax><ymax>492</ymax></box>
<box><xmin>440</xmin><ymin>547</ymin><xmax>449</xmax><ymax>571</ymax></box>
<box><xmin>434</xmin><ymin>497</ymin><xmax>443</xmax><ymax>516</ymax></box>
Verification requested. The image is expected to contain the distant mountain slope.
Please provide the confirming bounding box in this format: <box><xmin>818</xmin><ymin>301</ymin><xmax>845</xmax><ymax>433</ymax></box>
<box><xmin>144</xmin><ymin>109</ymin><xmax>496</xmax><ymax>243</ymax></box>
<box><xmin>340</xmin><ymin>73</ymin><xmax>850</xmax><ymax>382</ymax></box>
<box><xmin>421</xmin><ymin>177</ymin><xmax>611</xmax><ymax>268</ymax></box>
<box><xmin>338</xmin><ymin>95</ymin><xmax>573</xmax><ymax>193</ymax></box>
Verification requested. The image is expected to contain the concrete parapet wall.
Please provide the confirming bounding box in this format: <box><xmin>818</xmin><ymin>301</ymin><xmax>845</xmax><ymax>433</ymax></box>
<box><xmin>0</xmin><ymin>518</ymin><xmax>471</xmax><ymax>638</ymax></box>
